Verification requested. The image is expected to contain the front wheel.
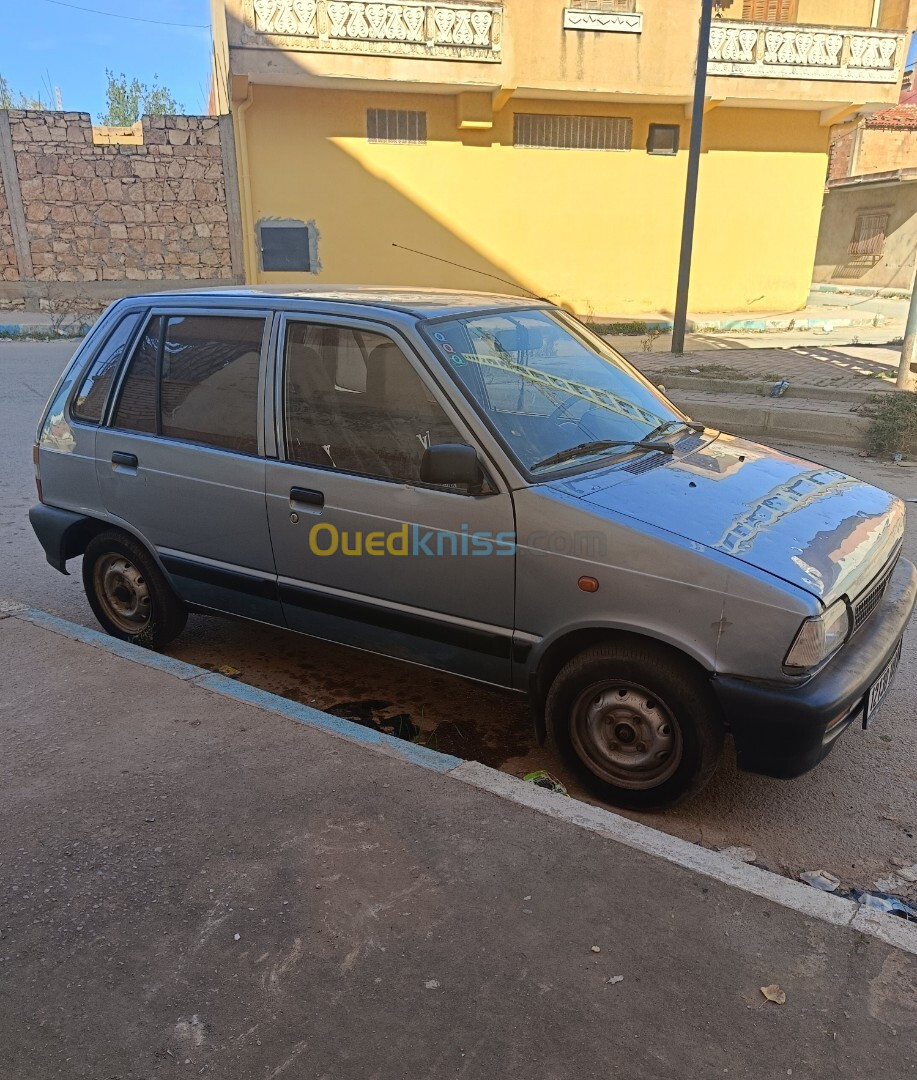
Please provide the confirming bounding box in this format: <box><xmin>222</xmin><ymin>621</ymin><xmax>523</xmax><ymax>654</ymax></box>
<box><xmin>545</xmin><ymin>641</ymin><xmax>723</xmax><ymax>810</ymax></box>
<box><xmin>82</xmin><ymin>530</ymin><xmax>187</xmax><ymax>649</ymax></box>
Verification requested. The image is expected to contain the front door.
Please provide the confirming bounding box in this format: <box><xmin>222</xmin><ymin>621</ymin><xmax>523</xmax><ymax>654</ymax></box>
<box><xmin>96</xmin><ymin>308</ymin><xmax>281</xmax><ymax>624</ymax></box>
<box><xmin>264</xmin><ymin>316</ymin><xmax>516</xmax><ymax>685</ymax></box>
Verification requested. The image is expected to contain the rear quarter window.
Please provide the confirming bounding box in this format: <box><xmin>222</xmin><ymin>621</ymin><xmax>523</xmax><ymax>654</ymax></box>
<box><xmin>70</xmin><ymin>312</ymin><xmax>142</xmax><ymax>424</ymax></box>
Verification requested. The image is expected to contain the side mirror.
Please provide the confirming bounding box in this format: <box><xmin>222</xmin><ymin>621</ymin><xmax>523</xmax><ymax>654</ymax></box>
<box><xmin>420</xmin><ymin>443</ymin><xmax>483</xmax><ymax>488</ymax></box>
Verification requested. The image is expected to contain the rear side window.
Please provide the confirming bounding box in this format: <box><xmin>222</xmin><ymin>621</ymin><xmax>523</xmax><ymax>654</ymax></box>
<box><xmin>113</xmin><ymin>314</ymin><xmax>266</xmax><ymax>455</ymax></box>
<box><xmin>160</xmin><ymin>316</ymin><xmax>264</xmax><ymax>453</ymax></box>
<box><xmin>71</xmin><ymin>313</ymin><xmax>142</xmax><ymax>424</ymax></box>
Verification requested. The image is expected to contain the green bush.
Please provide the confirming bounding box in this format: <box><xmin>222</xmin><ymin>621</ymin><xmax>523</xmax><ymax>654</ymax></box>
<box><xmin>867</xmin><ymin>391</ymin><xmax>917</xmax><ymax>457</ymax></box>
<box><xmin>591</xmin><ymin>321</ymin><xmax>664</xmax><ymax>337</ymax></box>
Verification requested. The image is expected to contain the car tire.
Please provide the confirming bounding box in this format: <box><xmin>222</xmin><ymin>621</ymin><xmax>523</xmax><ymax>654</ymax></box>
<box><xmin>545</xmin><ymin>641</ymin><xmax>723</xmax><ymax>810</ymax></box>
<box><xmin>82</xmin><ymin>530</ymin><xmax>187</xmax><ymax>649</ymax></box>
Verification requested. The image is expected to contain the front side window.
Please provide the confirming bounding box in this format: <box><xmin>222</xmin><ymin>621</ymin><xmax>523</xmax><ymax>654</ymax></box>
<box><xmin>423</xmin><ymin>308</ymin><xmax>682</xmax><ymax>475</ymax></box>
<box><xmin>71</xmin><ymin>312</ymin><xmax>142</xmax><ymax>424</ymax></box>
<box><xmin>113</xmin><ymin>314</ymin><xmax>265</xmax><ymax>454</ymax></box>
<box><xmin>283</xmin><ymin>322</ymin><xmax>460</xmax><ymax>484</ymax></box>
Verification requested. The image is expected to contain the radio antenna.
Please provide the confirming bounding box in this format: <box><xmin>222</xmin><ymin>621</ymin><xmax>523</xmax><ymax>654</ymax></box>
<box><xmin>391</xmin><ymin>243</ymin><xmax>551</xmax><ymax>303</ymax></box>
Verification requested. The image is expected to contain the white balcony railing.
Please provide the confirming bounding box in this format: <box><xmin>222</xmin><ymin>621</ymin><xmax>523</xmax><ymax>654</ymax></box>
<box><xmin>708</xmin><ymin>21</ymin><xmax>904</xmax><ymax>83</ymax></box>
<box><xmin>246</xmin><ymin>0</ymin><xmax>503</xmax><ymax>62</ymax></box>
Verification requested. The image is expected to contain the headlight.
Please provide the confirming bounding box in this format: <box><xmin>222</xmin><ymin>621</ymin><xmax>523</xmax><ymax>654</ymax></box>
<box><xmin>784</xmin><ymin>599</ymin><xmax>851</xmax><ymax>671</ymax></box>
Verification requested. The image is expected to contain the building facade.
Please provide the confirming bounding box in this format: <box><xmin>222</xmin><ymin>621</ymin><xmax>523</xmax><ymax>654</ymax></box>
<box><xmin>815</xmin><ymin>91</ymin><xmax>917</xmax><ymax>292</ymax></box>
<box><xmin>210</xmin><ymin>0</ymin><xmax>915</xmax><ymax>316</ymax></box>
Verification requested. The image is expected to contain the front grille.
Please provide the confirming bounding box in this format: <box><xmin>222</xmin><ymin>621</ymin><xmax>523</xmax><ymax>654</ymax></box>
<box><xmin>852</xmin><ymin>560</ymin><xmax>896</xmax><ymax>634</ymax></box>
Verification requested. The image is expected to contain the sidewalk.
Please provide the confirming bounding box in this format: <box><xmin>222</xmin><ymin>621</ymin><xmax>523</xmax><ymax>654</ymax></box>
<box><xmin>627</xmin><ymin>344</ymin><xmax>902</xmax><ymax>393</ymax></box>
<box><xmin>1</xmin><ymin>605</ymin><xmax>915</xmax><ymax>1077</ymax></box>
<box><xmin>621</xmin><ymin>344</ymin><xmax>912</xmax><ymax>451</ymax></box>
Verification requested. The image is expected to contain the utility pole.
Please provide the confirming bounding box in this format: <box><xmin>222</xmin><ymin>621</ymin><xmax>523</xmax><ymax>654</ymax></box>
<box><xmin>671</xmin><ymin>0</ymin><xmax>715</xmax><ymax>355</ymax></box>
<box><xmin>898</xmin><ymin>261</ymin><xmax>917</xmax><ymax>390</ymax></box>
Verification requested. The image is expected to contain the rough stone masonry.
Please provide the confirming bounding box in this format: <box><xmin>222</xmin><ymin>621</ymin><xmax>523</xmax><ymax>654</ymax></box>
<box><xmin>0</xmin><ymin>110</ymin><xmax>243</xmax><ymax>312</ymax></box>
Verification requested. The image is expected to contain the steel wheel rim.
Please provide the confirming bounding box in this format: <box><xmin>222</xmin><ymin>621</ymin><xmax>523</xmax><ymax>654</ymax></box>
<box><xmin>94</xmin><ymin>554</ymin><xmax>151</xmax><ymax>634</ymax></box>
<box><xmin>570</xmin><ymin>681</ymin><xmax>683</xmax><ymax>790</ymax></box>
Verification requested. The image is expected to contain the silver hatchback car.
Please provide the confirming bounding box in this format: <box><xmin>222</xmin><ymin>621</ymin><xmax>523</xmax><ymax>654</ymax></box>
<box><xmin>30</xmin><ymin>287</ymin><xmax>916</xmax><ymax>808</ymax></box>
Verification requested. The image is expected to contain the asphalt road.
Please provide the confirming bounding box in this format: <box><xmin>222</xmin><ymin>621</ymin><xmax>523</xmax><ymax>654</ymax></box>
<box><xmin>3</xmin><ymin>339</ymin><xmax>916</xmax><ymax>899</ymax></box>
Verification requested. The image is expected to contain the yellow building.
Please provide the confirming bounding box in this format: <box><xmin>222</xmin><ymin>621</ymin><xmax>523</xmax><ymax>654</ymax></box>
<box><xmin>209</xmin><ymin>0</ymin><xmax>915</xmax><ymax>316</ymax></box>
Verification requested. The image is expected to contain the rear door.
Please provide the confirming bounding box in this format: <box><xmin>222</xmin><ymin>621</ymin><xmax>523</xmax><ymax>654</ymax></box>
<box><xmin>264</xmin><ymin>314</ymin><xmax>517</xmax><ymax>685</ymax></box>
<box><xmin>96</xmin><ymin>307</ymin><xmax>281</xmax><ymax>624</ymax></box>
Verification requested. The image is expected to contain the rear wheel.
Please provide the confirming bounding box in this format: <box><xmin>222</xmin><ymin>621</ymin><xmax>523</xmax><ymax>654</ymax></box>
<box><xmin>82</xmin><ymin>530</ymin><xmax>187</xmax><ymax>649</ymax></box>
<box><xmin>545</xmin><ymin>641</ymin><xmax>723</xmax><ymax>809</ymax></box>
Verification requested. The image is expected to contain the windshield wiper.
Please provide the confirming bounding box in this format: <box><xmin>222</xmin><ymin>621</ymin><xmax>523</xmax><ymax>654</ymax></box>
<box><xmin>642</xmin><ymin>419</ymin><xmax>705</xmax><ymax>441</ymax></box>
<box><xmin>532</xmin><ymin>438</ymin><xmax>676</xmax><ymax>472</ymax></box>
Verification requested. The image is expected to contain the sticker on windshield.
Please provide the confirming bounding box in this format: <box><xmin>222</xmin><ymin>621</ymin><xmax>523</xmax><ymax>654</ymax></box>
<box><xmin>433</xmin><ymin>332</ymin><xmax>446</xmax><ymax>341</ymax></box>
<box><xmin>442</xmin><ymin>343</ymin><xmax>455</xmax><ymax>354</ymax></box>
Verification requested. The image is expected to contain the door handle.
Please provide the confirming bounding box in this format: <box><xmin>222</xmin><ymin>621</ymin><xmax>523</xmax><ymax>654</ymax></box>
<box><xmin>290</xmin><ymin>487</ymin><xmax>324</xmax><ymax>510</ymax></box>
<box><xmin>111</xmin><ymin>451</ymin><xmax>138</xmax><ymax>469</ymax></box>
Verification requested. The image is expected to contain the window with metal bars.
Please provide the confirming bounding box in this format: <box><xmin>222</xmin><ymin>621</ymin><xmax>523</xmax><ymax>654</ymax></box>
<box><xmin>367</xmin><ymin>109</ymin><xmax>427</xmax><ymax>145</ymax></box>
<box><xmin>849</xmin><ymin>211</ymin><xmax>890</xmax><ymax>257</ymax></box>
<box><xmin>567</xmin><ymin>0</ymin><xmax>636</xmax><ymax>10</ymax></box>
<box><xmin>739</xmin><ymin>0</ymin><xmax>797</xmax><ymax>21</ymax></box>
<box><xmin>513</xmin><ymin>113</ymin><xmax>632</xmax><ymax>151</ymax></box>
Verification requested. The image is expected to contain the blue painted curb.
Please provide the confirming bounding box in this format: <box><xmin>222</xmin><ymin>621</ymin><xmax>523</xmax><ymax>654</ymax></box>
<box><xmin>20</xmin><ymin>608</ymin><xmax>205</xmax><ymax>679</ymax></box>
<box><xmin>0</xmin><ymin>323</ymin><xmax>90</xmax><ymax>338</ymax></box>
<box><xmin>17</xmin><ymin>607</ymin><xmax>463</xmax><ymax>774</ymax></box>
<box><xmin>192</xmin><ymin>672</ymin><xmax>461</xmax><ymax>773</ymax></box>
<box><xmin>595</xmin><ymin>314</ymin><xmax>881</xmax><ymax>335</ymax></box>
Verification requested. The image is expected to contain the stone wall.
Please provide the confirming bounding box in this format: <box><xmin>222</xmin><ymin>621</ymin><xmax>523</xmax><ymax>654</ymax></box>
<box><xmin>0</xmin><ymin>110</ymin><xmax>243</xmax><ymax>311</ymax></box>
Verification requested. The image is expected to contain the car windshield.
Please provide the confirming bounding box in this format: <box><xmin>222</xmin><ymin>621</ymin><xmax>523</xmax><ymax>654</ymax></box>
<box><xmin>422</xmin><ymin>308</ymin><xmax>684</xmax><ymax>474</ymax></box>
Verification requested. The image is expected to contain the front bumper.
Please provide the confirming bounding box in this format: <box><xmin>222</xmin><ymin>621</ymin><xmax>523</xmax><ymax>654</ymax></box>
<box><xmin>712</xmin><ymin>557</ymin><xmax>917</xmax><ymax>779</ymax></box>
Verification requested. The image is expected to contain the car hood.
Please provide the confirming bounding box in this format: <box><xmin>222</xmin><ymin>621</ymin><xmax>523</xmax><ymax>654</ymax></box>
<box><xmin>548</xmin><ymin>432</ymin><xmax>904</xmax><ymax>605</ymax></box>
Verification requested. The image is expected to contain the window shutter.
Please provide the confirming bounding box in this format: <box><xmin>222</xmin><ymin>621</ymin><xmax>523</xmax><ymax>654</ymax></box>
<box><xmin>849</xmin><ymin>212</ymin><xmax>889</xmax><ymax>257</ymax></box>
<box><xmin>741</xmin><ymin>0</ymin><xmax>795</xmax><ymax>20</ymax></box>
<box><xmin>568</xmin><ymin>0</ymin><xmax>636</xmax><ymax>10</ymax></box>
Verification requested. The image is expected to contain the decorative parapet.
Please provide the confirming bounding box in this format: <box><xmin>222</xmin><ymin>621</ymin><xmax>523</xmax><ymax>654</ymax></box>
<box><xmin>245</xmin><ymin>0</ymin><xmax>503</xmax><ymax>62</ymax></box>
<box><xmin>707</xmin><ymin>21</ymin><xmax>904</xmax><ymax>83</ymax></box>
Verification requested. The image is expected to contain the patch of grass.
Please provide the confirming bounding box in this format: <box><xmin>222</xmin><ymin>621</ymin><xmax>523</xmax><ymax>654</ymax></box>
<box><xmin>867</xmin><ymin>391</ymin><xmax>917</xmax><ymax>457</ymax></box>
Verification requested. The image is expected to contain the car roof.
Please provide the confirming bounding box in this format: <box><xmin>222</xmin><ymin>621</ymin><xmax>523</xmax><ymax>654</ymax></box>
<box><xmin>120</xmin><ymin>285</ymin><xmax>548</xmax><ymax>320</ymax></box>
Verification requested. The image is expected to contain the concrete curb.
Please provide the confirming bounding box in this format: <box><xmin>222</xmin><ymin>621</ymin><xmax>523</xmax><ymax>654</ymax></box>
<box><xmin>667</xmin><ymin>392</ymin><xmax>873</xmax><ymax>450</ymax></box>
<box><xmin>12</xmin><ymin>604</ymin><xmax>917</xmax><ymax>958</ymax></box>
<box><xmin>652</xmin><ymin>374</ymin><xmax>893</xmax><ymax>403</ymax></box>
<box><xmin>813</xmin><ymin>283</ymin><xmax>911</xmax><ymax>301</ymax></box>
<box><xmin>0</xmin><ymin>323</ymin><xmax>87</xmax><ymax>339</ymax></box>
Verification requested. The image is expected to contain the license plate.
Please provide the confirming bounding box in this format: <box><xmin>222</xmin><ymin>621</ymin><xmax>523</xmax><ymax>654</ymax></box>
<box><xmin>864</xmin><ymin>638</ymin><xmax>903</xmax><ymax>728</ymax></box>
